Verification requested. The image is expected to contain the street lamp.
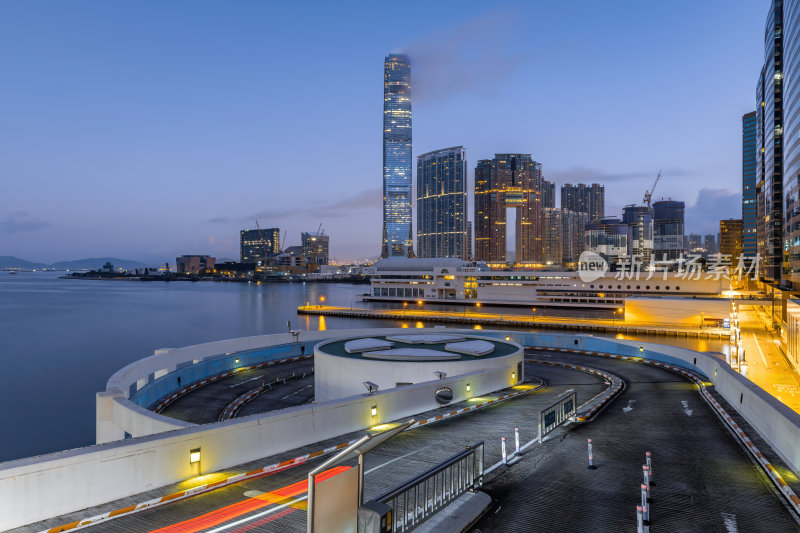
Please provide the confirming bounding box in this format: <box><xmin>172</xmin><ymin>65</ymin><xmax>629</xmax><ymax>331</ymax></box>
<box><xmin>532</xmin><ymin>307</ymin><xmax>536</xmax><ymax>324</ymax></box>
<box><xmin>319</xmin><ymin>295</ymin><xmax>325</xmax><ymax>308</ymax></box>
<box><xmin>403</xmin><ymin>301</ymin><xmax>407</xmax><ymax>317</ymax></box>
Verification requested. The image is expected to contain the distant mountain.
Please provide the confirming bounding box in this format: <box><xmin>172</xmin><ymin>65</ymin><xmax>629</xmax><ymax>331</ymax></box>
<box><xmin>0</xmin><ymin>256</ymin><xmax>51</xmax><ymax>269</ymax></box>
<box><xmin>52</xmin><ymin>257</ymin><xmax>153</xmax><ymax>271</ymax></box>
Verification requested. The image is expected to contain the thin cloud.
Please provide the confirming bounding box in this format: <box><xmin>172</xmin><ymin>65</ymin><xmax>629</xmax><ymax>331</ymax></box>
<box><xmin>399</xmin><ymin>8</ymin><xmax>526</xmax><ymax>103</ymax></box>
<box><xmin>546</xmin><ymin>166</ymin><xmax>694</xmax><ymax>185</ymax></box>
<box><xmin>1</xmin><ymin>212</ymin><xmax>52</xmax><ymax>233</ymax></box>
<box><xmin>685</xmin><ymin>188</ymin><xmax>741</xmax><ymax>234</ymax></box>
<box><xmin>205</xmin><ymin>189</ymin><xmax>381</xmax><ymax>225</ymax></box>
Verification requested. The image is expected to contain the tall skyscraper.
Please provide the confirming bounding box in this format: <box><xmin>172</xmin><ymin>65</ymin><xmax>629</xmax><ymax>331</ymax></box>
<box><xmin>704</xmin><ymin>234</ymin><xmax>718</xmax><ymax>255</ymax></box>
<box><xmin>381</xmin><ymin>54</ymin><xmax>413</xmax><ymax>258</ymax></box>
<box><xmin>475</xmin><ymin>153</ymin><xmax>543</xmax><ymax>264</ymax></box>
<box><xmin>561</xmin><ymin>183</ymin><xmax>605</xmax><ymax>223</ymax></box>
<box><xmin>240</xmin><ymin>228</ymin><xmax>280</xmax><ymax>266</ymax></box>
<box><xmin>542</xmin><ymin>180</ymin><xmax>556</xmax><ymax>208</ymax></box>
<box><xmin>783</xmin><ymin>3</ymin><xmax>800</xmax><ymax>286</ymax></box>
<box><xmin>756</xmin><ymin>0</ymin><xmax>784</xmax><ymax>282</ymax></box>
<box><xmin>416</xmin><ymin>146</ymin><xmax>468</xmax><ymax>259</ymax></box>
<box><xmin>585</xmin><ymin>218</ymin><xmax>629</xmax><ymax>265</ymax></box>
<box><xmin>542</xmin><ymin>208</ymin><xmax>562</xmax><ymax>265</ymax></box>
<box><xmin>653</xmin><ymin>200</ymin><xmax>685</xmax><ymax>261</ymax></box>
<box><xmin>742</xmin><ymin>111</ymin><xmax>758</xmax><ymax>259</ymax></box>
<box><xmin>561</xmin><ymin>209</ymin><xmax>589</xmax><ymax>267</ymax></box>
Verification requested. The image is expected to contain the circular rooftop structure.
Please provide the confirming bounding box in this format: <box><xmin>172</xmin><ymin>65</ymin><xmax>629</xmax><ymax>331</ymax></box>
<box><xmin>314</xmin><ymin>333</ymin><xmax>523</xmax><ymax>402</ymax></box>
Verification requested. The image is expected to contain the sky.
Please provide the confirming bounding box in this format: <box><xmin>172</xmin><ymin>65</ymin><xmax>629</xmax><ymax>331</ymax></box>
<box><xmin>0</xmin><ymin>1</ymin><xmax>767</xmax><ymax>264</ymax></box>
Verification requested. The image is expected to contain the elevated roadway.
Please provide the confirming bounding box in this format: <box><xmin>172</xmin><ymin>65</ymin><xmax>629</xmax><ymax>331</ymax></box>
<box><xmin>15</xmin><ymin>351</ymin><xmax>800</xmax><ymax>533</ymax></box>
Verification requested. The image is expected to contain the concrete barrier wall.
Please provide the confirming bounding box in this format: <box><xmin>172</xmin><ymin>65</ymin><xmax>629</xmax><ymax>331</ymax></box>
<box><xmin>0</xmin><ymin>365</ymin><xmax>508</xmax><ymax>531</ymax></box>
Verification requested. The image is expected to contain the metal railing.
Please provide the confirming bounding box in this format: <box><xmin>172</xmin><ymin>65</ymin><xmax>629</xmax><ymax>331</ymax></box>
<box><xmin>373</xmin><ymin>441</ymin><xmax>484</xmax><ymax>532</ymax></box>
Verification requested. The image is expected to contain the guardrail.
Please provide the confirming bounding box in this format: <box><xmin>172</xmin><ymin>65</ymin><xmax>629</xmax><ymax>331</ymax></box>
<box><xmin>374</xmin><ymin>441</ymin><xmax>484</xmax><ymax>532</ymax></box>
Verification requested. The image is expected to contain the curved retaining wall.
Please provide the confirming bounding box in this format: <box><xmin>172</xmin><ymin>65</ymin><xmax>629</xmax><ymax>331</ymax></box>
<box><xmin>2</xmin><ymin>328</ymin><xmax>799</xmax><ymax>531</ymax></box>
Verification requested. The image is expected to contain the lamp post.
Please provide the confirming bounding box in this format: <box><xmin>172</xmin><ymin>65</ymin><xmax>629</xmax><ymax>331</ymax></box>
<box><xmin>403</xmin><ymin>301</ymin><xmax>407</xmax><ymax>317</ymax></box>
<box><xmin>532</xmin><ymin>307</ymin><xmax>536</xmax><ymax>325</ymax></box>
<box><xmin>319</xmin><ymin>295</ymin><xmax>325</xmax><ymax>309</ymax></box>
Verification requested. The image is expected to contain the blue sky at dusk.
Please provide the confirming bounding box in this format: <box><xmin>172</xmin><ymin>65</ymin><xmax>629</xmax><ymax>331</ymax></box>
<box><xmin>1</xmin><ymin>1</ymin><xmax>765</xmax><ymax>264</ymax></box>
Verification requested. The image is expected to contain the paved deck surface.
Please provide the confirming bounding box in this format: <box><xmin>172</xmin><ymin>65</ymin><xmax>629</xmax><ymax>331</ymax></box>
<box><xmin>473</xmin><ymin>351</ymin><xmax>800</xmax><ymax>532</ymax></box>
<box><xmin>158</xmin><ymin>359</ymin><xmax>314</xmax><ymax>423</ymax></box>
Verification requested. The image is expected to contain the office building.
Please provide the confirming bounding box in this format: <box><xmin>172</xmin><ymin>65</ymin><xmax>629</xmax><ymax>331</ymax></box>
<box><xmin>756</xmin><ymin>0</ymin><xmax>784</xmax><ymax>282</ymax></box>
<box><xmin>622</xmin><ymin>205</ymin><xmax>654</xmax><ymax>263</ymax></box>
<box><xmin>240</xmin><ymin>228</ymin><xmax>280</xmax><ymax>266</ymax></box>
<box><xmin>705</xmin><ymin>234</ymin><xmax>718</xmax><ymax>255</ymax></box>
<box><xmin>653</xmin><ymin>200</ymin><xmax>685</xmax><ymax>261</ymax></box>
<box><xmin>475</xmin><ymin>153</ymin><xmax>543</xmax><ymax>264</ymax></box>
<box><xmin>466</xmin><ymin>220</ymin><xmax>473</xmax><ymax>260</ymax></box>
<box><xmin>381</xmin><ymin>54</ymin><xmax>413</xmax><ymax>258</ymax></box>
<box><xmin>562</xmin><ymin>209</ymin><xmax>589</xmax><ymax>267</ymax></box>
<box><xmin>416</xmin><ymin>146</ymin><xmax>468</xmax><ymax>259</ymax></box>
<box><xmin>542</xmin><ymin>180</ymin><xmax>556</xmax><ymax>208</ymax></box>
<box><xmin>176</xmin><ymin>255</ymin><xmax>215</xmax><ymax>274</ymax></box>
<box><xmin>301</xmin><ymin>232</ymin><xmax>329</xmax><ymax>265</ymax></box>
<box><xmin>688</xmin><ymin>233</ymin><xmax>703</xmax><ymax>252</ymax></box>
<box><xmin>743</xmin><ymin>111</ymin><xmax>758</xmax><ymax>259</ymax></box>
<box><xmin>542</xmin><ymin>208</ymin><xmax>562</xmax><ymax>266</ymax></box>
<box><xmin>784</xmin><ymin>2</ymin><xmax>800</xmax><ymax>286</ymax></box>
<box><xmin>585</xmin><ymin>218</ymin><xmax>629</xmax><ymax>266</ymax></box>
<box><xmin>561</xmin><ymin>183</ymin><xmax>605</xmax><ymax>223</ymax></box>
<box><xmin>720</xmin><ymin>219</ymin><xmax>744</xmax><ymax>260</ymax></box>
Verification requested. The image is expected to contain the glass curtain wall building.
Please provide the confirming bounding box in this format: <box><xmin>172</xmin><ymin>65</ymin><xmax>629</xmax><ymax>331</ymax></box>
<box><xmin>756</xmin><ymin>0</ymin><xmax>784</xmax><ymax>283</ymax></box>
<box><xmin>743</xmin><ymin>111</ymin><xmax>758</xmax><ymax>259</ymax></box>
<box><xmin>653</xmin><ymin>200</ymin><xmax>685</xmax><ymax>261</ymax></box>
<box><xmin>784</xmin><ymin>0</ymin><xmax>800</xmax><ymax>286</ymax></box>
<box><xmin>382</xmin><ymin>54</ymin><xmax>413</xmax><ymax>258</ymax></box>
<box><xmin>240</xmin><ymin>228</ymin><xmax>280</xmax><ymax>266</ymax></box>
<box><xmin>416</xmin><ymin>146</ymin><xmax>468</xmax><ymax>259</ymax></box>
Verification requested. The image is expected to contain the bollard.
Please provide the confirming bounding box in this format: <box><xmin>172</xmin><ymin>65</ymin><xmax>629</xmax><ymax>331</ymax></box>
<box><xmin>514</xmin><ymin>427</ymin><xmax>520</xmax><ymax>456</ymax></box>
<box><xmin>646</xmin><ymin>451</ymin><xmax>654</xmax><ymax>485</ymax></box>
<box><xmin>636</xmin><ymin>505</ymin><xmax>644</xmax><ymax>533</ymax></box>
<box><xmin>587</xmin><ymin>438</ymin><xmax>596</xmax><ymax>469</ymax></box>
<box><xmin>643</xmin><ymin>465</ymin><xmax>652</xmax><ymax>503</ymax></box>
<box><xmin>640</xmin><ymin>484</ymin><xmax>649</xmax><ymax>523</ymax></box>
<box><xmin>501</xmin><ymin>436</ymin><xmax>508</xmax><ymax>465</ymax></box>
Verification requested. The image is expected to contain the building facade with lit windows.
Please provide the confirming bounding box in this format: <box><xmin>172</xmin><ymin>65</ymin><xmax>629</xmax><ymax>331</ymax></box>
<box><xmin>756</xmin><ymin>0</ymin><xmax>784</xmax><ymax>283</ymax></box>
<box><xmin>381</xmin><ymin>54</ymin><xmax>413</xmax><ymax>258</ymax></box>
<box><xmin>720</xmin><ymin>219</ymin><xmax>744</xmax><ymax>260</ymax></box>
<box><xmin>416</xmin><ymin>146</ymin><xmax>468</xmax><ymax>260</ymax></box>
<box><xmin>653</xmin><ymin>200</ymin><xmax>685</xmax><ymax>261</ymax></box>
<box><xmin>240</xmin><ymin>228</ymin><xmax>280</xmax><ymax>266</ymax></box>
<box><xmin>743</xmin><ymin>111</ymin><xmax>758</xmax><ymax>258</ymax></box>
<box><xmin>542</xmin><ymin>208</ymin><xmax>562</xmax><ymax>266</ymax></box>
<box><xmin>585</xmin><ymin>218</ymin><xmax>629</xmax><ymax>266</ymax></box>
<box><xmin>475</xmin><ymin>153</ymin><xmax>543</xmax><ymax>264</ymax></box>
<box><xmin>561</xmin><ymin>183</ymin><xmax>605</xmax><ymax>223</ymax></box>
<box><xmin>301</xmin><ymin>232</ymin><xmax>329</xmax><ymax>265</ymax></box>
<box><xmin>561</xmin><ymin>209</ymin><xmax>589</xmax><ymax>267</ymax></box>
<box><xmin>622</xmin><ymin>205</ymin><xmax>654</xmax><ymax>263</ymax></box>
<box><xmin>542</xmin><ymin>180</ymin><xmax>556</xmax><ymax>208</ymax></box>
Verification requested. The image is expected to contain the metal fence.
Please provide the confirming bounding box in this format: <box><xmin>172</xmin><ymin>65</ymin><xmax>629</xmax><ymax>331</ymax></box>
<box><xmin>374</xmin><ymin>441</ymin><xmax>484</xmax><ymax>532</ymax></box>
<box><xmin>539</xmin><ymin>389</ymin><xmax>577</xmax><ymax>441</ymax></box>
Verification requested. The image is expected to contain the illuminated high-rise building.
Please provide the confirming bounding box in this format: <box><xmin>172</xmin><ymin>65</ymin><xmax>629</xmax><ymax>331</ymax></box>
<box><xmin>416</xmin><ymin>146</ymin><xmax>468</xmax><ymax>259</ymax></box>
<box><xmin>742</xmin><ymin>111</ymin><xmax>757</xmax><ymax>259</ymax></box>
<box><xmin>381</xmin><ymin>53</ymin><xmax>413</xmax><ymax>258</ymax></box>
<box><xmin>475</xmin><ymin>153</ymin><xmax>543</xmax><ymax>264</ymax></box>
<box><xmin>240</xmin><ymin>228</ymin><xmax>280</xmax><ymax>266</ymax></box>
<box><xmin>561</xmin><ymin>183</ymin><xmax>605</xmax><ymax>223</ymax></box>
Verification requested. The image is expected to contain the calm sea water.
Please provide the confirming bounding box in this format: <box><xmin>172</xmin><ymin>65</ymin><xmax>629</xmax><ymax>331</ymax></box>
<box><xmin>0</xmin><ymin>272</ymin><xmax>728</xmax><ymax>462</ymax></box>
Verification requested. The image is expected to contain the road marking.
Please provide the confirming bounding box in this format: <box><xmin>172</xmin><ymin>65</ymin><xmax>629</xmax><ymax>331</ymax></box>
<box><xmin>623</xmin><ymin>400</ymin><xmax>635</xmax><ymax>413</ymax></box>
<box><xmin>203</xmin><ymin>496</ymin><xmax>308</xmax><ymax>533</ymax></box>
<box><xmin>229</xmin><ymin>376</ymin><xmax>262</xmax><ymax>389</ymax></box>
<box><xmin>365</xmin><ymin>446</ymin><xmax>430</xmax><ymax>475</ymax></box>
<box><xmin>280</xmin><ymin>384</ymin><xmax>313</xmax><ymax>400</ymax></box>
<box><xmin>681</xmin><ymin>400</ymin><xmax>693</xmax><ymax>417</ymax></box>
<box><xmin>752</xmin><ymin>334</ymin><xmax>769</xmax><ymax>366</ymax></box>
<box><xmin>721</xmin><ymin>512</ymin><xmax>738</xmax><ymax>532</ymax></box>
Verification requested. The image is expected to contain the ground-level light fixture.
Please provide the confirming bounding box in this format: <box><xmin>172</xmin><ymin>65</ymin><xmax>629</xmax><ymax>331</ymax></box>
<box><xmin>370</xmin><ymin>405</ymin><xmax>377</xmax><ymax>417</ymax></box>
<box><xmin>189</xmin><ymin>448</ymin><xmax>201</xmax><ymax>464</ymax></box>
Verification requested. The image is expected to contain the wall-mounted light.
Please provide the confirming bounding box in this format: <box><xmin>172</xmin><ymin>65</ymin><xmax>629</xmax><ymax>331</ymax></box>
<box><xmin>639</xmin><ymin>346</ymin><xmax>644</xmax><ymax>353</ymax></box>
<box><xmin>189</xmin><ymin>448</ymin><xmax>201</xmax><ymax>464</ymax></box>
<box><xmin>234</xmin><ymin>358</ymin><xmax>240</xmax><ymax>364</ymax></box>
<box><xmin>512</xmin><ymin>372</ymin><xmax>516</xmax><ymax>381</ymax></box>
<box><xmin>466</xmin><ymin>384</ymin><xmax>471</xmax><ymax>393</ymax></box>
<box><xmin>371</xmin><ymin>406</ymin><xmax>377</xmax><ymax>417</ymax></box>
<box><xmin>505</xmin><ymin>336</ymin><xmax>510</xmax><ymax>341</ymax></box>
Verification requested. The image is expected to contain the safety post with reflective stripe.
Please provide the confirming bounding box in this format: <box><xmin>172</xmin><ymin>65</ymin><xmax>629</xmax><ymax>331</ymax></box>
<box><xmin>514</xmin><ymin>427</ymin><xmax>520</xmax><ymax>456</ymax></box>
<box><xmin>587</xmin><ymin>438</ymin><xmax>596</xmax><ymax>469</ymax></box>
<box><xmin>501</xmin><ymin>436</ymin><xmax>508</xmax><ymax>465</ymax></box>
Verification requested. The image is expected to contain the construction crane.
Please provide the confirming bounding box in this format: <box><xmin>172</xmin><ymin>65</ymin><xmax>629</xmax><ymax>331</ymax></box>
<box><xmin>254</xmin><ymin>220</ymin><xmax>270</xmax><ymax>269</ymax></box>
<box><xmin>643</xmin><ymin>169</ymin><xmax>662</xmax><ymax>208</ymax></box>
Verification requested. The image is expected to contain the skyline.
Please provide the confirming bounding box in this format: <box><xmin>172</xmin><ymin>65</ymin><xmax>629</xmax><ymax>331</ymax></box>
<box><xmin>1</xmin><ymin>1</ymin><xmax>765</xmax><ymax>264</ymax></box>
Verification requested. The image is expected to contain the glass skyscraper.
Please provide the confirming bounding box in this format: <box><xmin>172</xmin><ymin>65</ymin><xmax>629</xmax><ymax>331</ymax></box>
<box><xmin>381</xmin><ymin>54</ymin><xmax>413</xmax><ymax>258</ymax></box>
<box><xmin>756</xmin><ymin>0</ymin><xmax>784</xmax><ymax>283</ymax></box>
<box><xmin>416</xmin><ymin>146</ymin><xmax>468</xmax><ymax>259</ymax></box>
<box><xmin>653</xmin><ymin>200</ymin><xmax>685</xmax><ymax>261</ymax></box>
<box><xmin>743</xmin><ymin>111</ymin><xmax>758</xmax><ymax>259</ymax></box>
<box><xmin>783</xmin><ymin>0</ymin><xmax>800</xmax><ymax>285</ymax></box>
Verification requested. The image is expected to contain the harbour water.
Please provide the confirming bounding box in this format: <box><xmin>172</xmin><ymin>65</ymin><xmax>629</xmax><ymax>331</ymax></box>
<box><xmin>0</xmin><ymin>271</ymin><xmax>728</xmax><ymax>462</ymax></box>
